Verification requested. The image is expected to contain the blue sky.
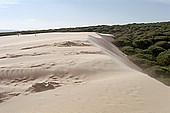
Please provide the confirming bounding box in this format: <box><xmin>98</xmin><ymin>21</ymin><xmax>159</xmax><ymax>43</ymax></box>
<box><xmin>0</xmin><ymin>0</ymin><xmax>170</xmax><ymax>30</ymax></box>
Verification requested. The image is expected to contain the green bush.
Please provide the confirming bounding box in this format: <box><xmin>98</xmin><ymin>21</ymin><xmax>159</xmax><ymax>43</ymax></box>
<box><xmin>132</xmin><ymin>39</ymin><xmax>153</xmax><ymax>49</ymax></box>
<box><xmin>154</xmin><ymin>36</ymin><xmax>170</xmax><ymax>42</ymax></box>
<box><xmin>154</xmin><ymin>41</ymin><xmax>170</xmax><ymax>50</ymax></box>
<box><xmin>142</xmin><ymin>49</ymin><xmax>152</xmax><ymax>54</ymax></box>
<box><xmin>114</xmin><ymin>37</ymin><xmax>132</xmax><ymax>47</ymax></box>
<box><xmin>129</xmin><ymin>56</ymin><xmax>157</xmax><ymax>69</ymax></box>
<box><xmin>121</xmin><ymin>46</ymin><xmax>135</xmax><ymax>55</ymax></box>
<box><xmin>156</xmin><ymin>50</ymin><xmax>170</xmax><ymax>66</ymax></box>
<box><xmin>134</xmin><ymin>48</ymin><xmax>143</xmax><ymax>54</ymax></box>
<box><xmin>147</xmin><ymin>45</ymin><xmax>166</xmax><ymax>57</ymax></box>
<box><xmin>164</xmin><ymin>31</ymin><xmax>170</xmax><ymax>36</ymax></box>
<box><xmin>168</xmin><ymin>41</ymin><xmax>170</xmax><ymax>45</ymax></box>
<box><xmin>132</xmin><ymin>54</ymin><xmax>155</xmax><ymax>61</ymax></box>
<box><xmin>149</xmin><ymin>66</ymin><xmax>170</xmax><ymax>77</ymax></box>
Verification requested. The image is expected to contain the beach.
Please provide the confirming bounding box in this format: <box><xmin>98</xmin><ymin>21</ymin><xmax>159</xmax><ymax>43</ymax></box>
<box><xmin>0</xmin><ymin>32</ymin><xmax>170</xmax><ymax>113</ymax></box>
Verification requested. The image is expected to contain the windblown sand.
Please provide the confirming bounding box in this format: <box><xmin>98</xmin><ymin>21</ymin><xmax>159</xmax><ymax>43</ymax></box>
<box><xmin>0</xmin><ymin>32</ymin><xmax>170</xmax><ymax>113</ymax></box>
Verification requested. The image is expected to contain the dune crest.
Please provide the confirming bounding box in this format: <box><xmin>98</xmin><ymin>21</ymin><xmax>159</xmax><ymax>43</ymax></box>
<box><xmin>0</xmin><ymin>32</ymin><xmax>170</xmax><ymax>113</ymax></box>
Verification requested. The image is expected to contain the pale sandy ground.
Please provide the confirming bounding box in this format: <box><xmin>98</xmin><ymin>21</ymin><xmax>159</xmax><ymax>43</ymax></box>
<box><xmin>0</xmin><ymin>32</ymin><xmax>170</xmax><ymax>113</ymax></box>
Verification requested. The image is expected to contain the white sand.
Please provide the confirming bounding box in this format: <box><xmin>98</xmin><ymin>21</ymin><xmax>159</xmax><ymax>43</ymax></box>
<box><xmin>0</xmin><ymin>32</ymin><xmax>170</xmax><ymax>113</ymax></box>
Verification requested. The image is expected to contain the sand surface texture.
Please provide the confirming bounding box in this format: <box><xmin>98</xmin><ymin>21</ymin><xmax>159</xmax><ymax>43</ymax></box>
<box><xmin>0</xmin><ymin>32</ymin><xmax>170</xmax><ymax>113</ymax></box>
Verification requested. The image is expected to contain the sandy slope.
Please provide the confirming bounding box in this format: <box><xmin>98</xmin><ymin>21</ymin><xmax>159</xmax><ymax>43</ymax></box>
<box><xmin>0</xmin><ymin>32</ymin><xmax>170</xmax><ymax>113</ymax></box>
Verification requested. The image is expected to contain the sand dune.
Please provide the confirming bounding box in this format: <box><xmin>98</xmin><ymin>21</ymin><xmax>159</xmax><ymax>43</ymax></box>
<box><xmin>0</xmin><ymin>32</ymin><xmax>170</xmax><ymax>113</ymax></box>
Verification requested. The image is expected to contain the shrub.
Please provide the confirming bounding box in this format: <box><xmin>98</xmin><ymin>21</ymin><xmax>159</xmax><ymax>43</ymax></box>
<box><xmin>142</xmin><ymin>49</ymin><xmax>152</xmax><ymax>54</ymax></box>
<box><xmin>154</xmin><ymin>36</ymin><xmax>170</xmax><ymax>42</ymax></box>
<box><xmin>154</xmin><ymin>41</ymin><xmax>170</xmax><ymax>50</ymax></box>
<box><xmin>120</xmin><ymin>46</ymin><xmax>135</xmax><ymax>55</ymax></box>
<box><xmin>147</xmin><ymin>45</ymin><xmax>166</xmax><ymax>57</ymax></box>
<box><xmin>132</xmin><ymin>39</ymin><xmax>153</xmax><ymax>49</ymax></box>
<box><xmin>134</xmin><ymin>48</ymin><xmax>143</xmax><ymax>54</ymax></box>
<box><xmin>148</xmin><ymin>66</ymin><xmax>170</xmax><ymax>77</ymax></box>
<box><xmin>164</xmin><ymin>31</ymin><xmax>170</xmax><ymax>36</ymax></box>
<box><xmin>132</xmin><ymin>54</ymin><xmax>155</xmax><ymax>61</ymax></box>
<box><xmin>114</xmin><ymin>37</ymin><xmax>132</xmax><ymax>47</ymax></box>
<box><xmin>156</xmin><ymin>50</ymin><xmax>170</xmax><ymax>66</ymax></box>
<box><xmin>129</xmin><ymin>56</ymin><xmax>157</xmax><ymax>69</ymax></box>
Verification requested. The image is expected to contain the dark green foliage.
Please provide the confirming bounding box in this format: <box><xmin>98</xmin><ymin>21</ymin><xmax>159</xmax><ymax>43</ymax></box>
<box><xmin>132</xmin><ymin>54</ymin><xmax>155</xmax><ymax>61</ymax></box>
<box><xmin>147</xmin><ymin>45</ymin><xmax>166</xmax><ymax>57</ymax></box>
<box><xmin>109</xmin><ymin>22</ymin><xmax>170</xmax><ymax>85</ymax></box>
<box><xmin>132</xmin><ymin>39</ymin><xmax>153</xmax><ymax>49</ymax></box>
<box><xmin>154</xmin><ymin>36</ymin><xmax>170</xmax><ymax>42</ymax></box>
<box><xmin>156</xmin><ymin>50</ymin><xmax>170</xmax><ymax>66</ymax></box>
<box><xmin>154</xmin><ymin>41</ymin><xmax>170</xmax><ymax>50</ymax></box>
<box><xmin>134</xmin><ymin>48</ymin><xmax>143</xmax><ymax>54</ymax></box>
<box><xmin>129</xmin><ymin>56</ymin><xmax>157</xmax><ymax>69</ymax></box>
<box><xmin>120</xmin><ymin>46</ymin><xmax>135</xmax><ymax>55</ymax></box>
<box><xmin>148</xmin><ymin>66</ymin><xmax>170</xmax><ymax>77</ymax></box>
<box><xmin>113</xmin><ymin>36</ymin><xmax>132</xmax><ymax>47</ymax></box>
<box><xmin>164</xmin><ymin>31</ymin><xmax>170</xmax><ymax>36</ymax></box>
<box><xmin>142</xmin><ymin>49</ymin><xmax>152</xmax><ymax>54</ymax></box>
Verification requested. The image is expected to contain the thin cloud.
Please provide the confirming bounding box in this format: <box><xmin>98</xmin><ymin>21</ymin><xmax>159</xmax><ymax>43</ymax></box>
<box><xmin>0</xmin><ymin>0</ymin><xmax>21</xmax><ymax>8</ymax></box>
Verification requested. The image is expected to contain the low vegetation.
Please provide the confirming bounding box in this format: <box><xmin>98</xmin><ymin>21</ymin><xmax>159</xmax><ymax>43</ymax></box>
<box><xmin>1</xmin><ymin>22</ymin><xmax>170</xmax><ymax>85</ymax></box>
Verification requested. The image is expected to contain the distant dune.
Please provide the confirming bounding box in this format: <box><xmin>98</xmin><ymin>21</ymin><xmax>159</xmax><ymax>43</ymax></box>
<box><xmin>0</xmin><ymin>32</ymin><xmax>170</xmax><ymax>113</ymax></box>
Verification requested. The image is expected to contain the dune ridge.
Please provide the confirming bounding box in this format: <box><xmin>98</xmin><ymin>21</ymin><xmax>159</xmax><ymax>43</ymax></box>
<box><xmin>0</xmin><ymin>32</ymin><xmax>170</xmax><ymax>113</ymax></box>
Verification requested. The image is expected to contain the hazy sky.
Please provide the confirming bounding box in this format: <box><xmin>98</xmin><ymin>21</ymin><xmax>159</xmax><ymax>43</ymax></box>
<box><xmin>0</xmin><ymin>0</ymin><xmax>170</xmax><ymax>30</ymax></box>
